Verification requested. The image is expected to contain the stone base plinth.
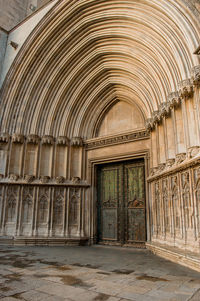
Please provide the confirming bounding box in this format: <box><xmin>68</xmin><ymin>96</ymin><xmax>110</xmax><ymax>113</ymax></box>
<box><xmin>0</xmin><ymin>236</ymin><xmax>89</xmax><ymax>246</ymax></box>
<box><xmin>146</xmin><ymin>242</ymin><xmax>200</xmax><ymax>273</ymax></box>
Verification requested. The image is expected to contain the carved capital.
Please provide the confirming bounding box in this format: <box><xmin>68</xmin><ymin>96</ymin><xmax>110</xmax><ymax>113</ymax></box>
<box><xmin>24</xmin><ymin>175</ymin><xmax>35</xmax><ymax>183</ymax></box>
<box><xmin>9</xmin><ymin>174</ymin><xmax>19</xmax><ymax>181</ymax></box>
<box><xmin>187</xmin><ymin>146</ymin><xmax>200</xmax><ymax>159</ymax></box>
<box><xmin>175</xmin><ymin>153</ymin><xmax>186</xmax><ymax>164</ymax></box>
<box><xmin>72</xmin><ymin>177</ymin><xmax>80</xmax><ymax>184</ymax></box>
<box><xmin>40</xmin><ymin>176</ymin><xmax>50</xmax><ymax>183</ymax></box>
<box><xmin>158</xmin><ymin>163</ymin><xmax>166</xmax><ymax>172</ymax></box>
<box><xmin>0</xmin><ymin>133</ymin><xmax>10</xmax><ymax>143</ymax></box>
<box><xmin>152</xmin><ymin>110</ymin><xmax>161</xmax><ymax>125</ymax></box>
<box><xmin>27</xmin><ymin>134</ymin><xmax>40</xmax><ymax>144</ymax></box>
<box><xmin>166</xmin><ymin>158</ymin><xmax>175</xmax><ymax>168</ymax></box>
<box><xmin>55</xmin><ymin>176</ymin><xmax>65</xmax><ymax>183</ymax></box>
<box><xmin>145</xmin><ymin>118</ymin><xmax>154</xmax><ymax>132</ymax></box>
<box><xmin>159</xmin><ymin>102</ymin><xmax>170</xmax><ymax>118</ymax></box>
<box><xmin>57</xmin><ymin>136</ymin><xmax>69</xmax><ymax>146</ymax></box>
<box><xmin>167</xmin><ymin>92</ymin><xmax>180</xmax><ymax>109</ymax></box>
<box><xmin>191</xmin><ymin>65</ymin><xmax>200</xmax><ymax>87</ymax></box>
<box><xmin>12</xmin><ymin>133</ymin><xmax>24</xmax><ymax>143</ymax></box>
<box><xmin>71</xmin><ymin>137</ymin><xmax>83</xmax><ymax>147</ymax></box>
<box><xmin>41</xmin><ymin>135</ymin><xmax>54</xmax><ymax>145</ymax></box>
<box><xmin>178</xmin><ymin>79</ymin><xmax>194</xmax><ymax>99</ymax></box>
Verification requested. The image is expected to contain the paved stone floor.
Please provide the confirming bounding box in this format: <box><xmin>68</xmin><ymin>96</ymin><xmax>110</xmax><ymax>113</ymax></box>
<box><xmin>0</xmin><ymin>245</ymin><xmax>200</xmax><ymax>301</ymax></box>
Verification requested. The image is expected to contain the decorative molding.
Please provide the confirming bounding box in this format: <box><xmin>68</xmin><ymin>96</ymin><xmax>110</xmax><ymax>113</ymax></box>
<box><xmin>86</xmin><ymin>130</ymin><xmax>149</xmax><ymax>150</ymax></box>
<box><xmin>71</xmin><ymin>137</ymin><xmax>83</xmax><ymax>147</ymax></box>
<box><xmin>27</xmin><ymin>134</ymin><xmax>40</xmax><ymax>144</ymax></box>
<box><xmin>0</xmin><ymin>133</ymin><xmax>10</xmax><ymax>143</ymax></box>
<box><xmin>57</xmin><ymin>136</ymin><xmax>69</xmax><ymax>146</ymax></box>
<box><xmin>12</xmin><ymin>134</ymin><xmax>24</xmax><ymax>143</ymax></box>
<box><xmin>41</xmin><ymin>135</ymin><xmax>54</xmax><ymax>145</ymax></box>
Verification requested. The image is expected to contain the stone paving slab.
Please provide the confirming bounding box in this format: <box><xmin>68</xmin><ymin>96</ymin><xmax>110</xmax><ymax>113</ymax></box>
<box><xmin>0</xmin><ymin>245</ymin><xmax>200</xmax><ymax>301</ymax></box>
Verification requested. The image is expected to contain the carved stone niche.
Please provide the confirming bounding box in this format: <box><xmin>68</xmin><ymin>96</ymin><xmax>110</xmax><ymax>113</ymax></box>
<box><xmin>41</xmin><ymin>135</ymin><xmax>54</xmax><ymax>145</ymax></box>
<box><xmin>72</xmin><ymin>177</ymin><xmax>80</xmax><ymax>184</ymax></box>
<box><xmin>167</xmin><ymin>91</ymin><xmax>180</xmax><ymax>109</ymax></box>
<box><xmin>55</xmin><ymin>176</ymin><xmax>65</xmax><ymax>184</ymax></box>
<box><xmin>57</xmin><ymin>136</ymin><xmax>69</xmax><ymax>146</ymax></box>
<box><xmin>9</xmin><ymin>174</ymin><xmax>19</xmax><ymax>181</ymax></box>
<box><xmin>191</xmin><ymin>65</ymin><xmax>200</xmax><ymax>87</ymax></box>
<box><xmin>166</xmin><ymin>158</ymin><xmax>175</xmax><ymax>168</ymax></box>
<box><xmin>0</xmin><ymin>133</ymin><xmax>10</xmax><ymax>143</ymax></box>
<box><xmin>24</xmin><ymin>175</ymin><xmax>35</xmax><ymax>183</ymax></box>
<box><xmin>159</xmin><ymin>102</ymin><xmax>170</xmax><ymax>118</ymax></box>
<box><xmin>40</xmin><ymin>176</ymin><xmax>50</xmax><ymax>184</ymax></box>
<box><xmin>70</xmin><ymin>137</ymin><xmax>83</xmax><ymax>147</ymax></box>
<box><xmin>175</xmin><ymin>153</ymin><xmax>186</xmax><ymax>165</ymax></box>
<box><xmin>12</xmin><ymin>134</ymin><xmax>24</xmax><ymax>143</ymax></box>
<box><xmin>178</xmin><ymin>79</ymin><xmax>194</xmax><ymax>99</ymax></box>
<box><xmin>187</xmin><ymin>146</ymin><xmax>200</xmax><ymax>159</ymax></box>
<box><xmin>0</xmin><ymin>174</ymin><xmax>4</xmax><ymax>179</ymax></box>
<box><xmin>27</xmin><ymin>134</ymin><xmax>40</xmax><ymax>144</ymax></box>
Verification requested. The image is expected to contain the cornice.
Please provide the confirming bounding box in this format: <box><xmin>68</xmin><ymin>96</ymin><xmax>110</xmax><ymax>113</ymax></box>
<box><xmin>85</xmin><ymin>130</ymin><xmax>149</xmax><ymax>150</ymax></box>
<box><xmin>148</xmin><ymin>150</ymin><xmax>200</xmax><ymax>182</ymax></box>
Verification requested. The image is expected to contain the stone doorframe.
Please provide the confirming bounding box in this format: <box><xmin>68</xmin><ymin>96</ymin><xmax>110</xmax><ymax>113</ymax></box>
<box><xmin>87</xmin><ymin>149</ymin><xmax>150</xmax><ymax>245</ymax></box>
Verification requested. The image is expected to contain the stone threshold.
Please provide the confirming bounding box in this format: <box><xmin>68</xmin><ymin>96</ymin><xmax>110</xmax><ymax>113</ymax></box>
<box><xmin>146</xmin><ymin>242</ymin><xmax>200</xmax><ymax>272</ymax></box>
<box><xmin>0</xmin><ymin>236</ymin><xmax>89</xmax><ymax>246</ymax></box>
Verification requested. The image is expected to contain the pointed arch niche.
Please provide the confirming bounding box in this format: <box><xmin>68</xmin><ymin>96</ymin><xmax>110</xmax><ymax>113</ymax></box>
<box><xmin>96</xmin><ymin>100</ymin><xmax>145</xmax><ymax>137</ymax></box>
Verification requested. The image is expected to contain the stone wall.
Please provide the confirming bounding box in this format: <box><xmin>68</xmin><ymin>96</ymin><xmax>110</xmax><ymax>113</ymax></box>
<box><xmin>147</xmin><ymin>66</ymin><xmax>200</xmax><ymax>254</ymax></box>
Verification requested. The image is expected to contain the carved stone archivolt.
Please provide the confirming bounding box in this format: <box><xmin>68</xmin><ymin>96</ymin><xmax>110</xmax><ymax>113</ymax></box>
<box><xmin>145</xmin><ymin>67</ymin><xmax>199</xmax><ymax>132</ymax></box>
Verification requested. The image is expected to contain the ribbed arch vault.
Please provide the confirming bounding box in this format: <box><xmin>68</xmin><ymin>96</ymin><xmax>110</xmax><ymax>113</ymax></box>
<box><xmin>0</xmin><ymin>0</ymin><xmax>200</xmax><ymax>138</ymax></box>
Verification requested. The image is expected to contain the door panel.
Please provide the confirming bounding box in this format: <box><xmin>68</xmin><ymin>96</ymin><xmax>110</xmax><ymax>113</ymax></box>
<box><xmin>97</xmin><ymin>160</ymin><xmax>146</xmax><ymax>245</ymax></box>
<box><xmin>98</xmin><ymin>165</ymin><xmax>122</xmax><ymax>243</ymax></box>
<box><xmin>124</xmin><ymin>163</ymin><xmax>146</xmax><ymax>243</ymax></box>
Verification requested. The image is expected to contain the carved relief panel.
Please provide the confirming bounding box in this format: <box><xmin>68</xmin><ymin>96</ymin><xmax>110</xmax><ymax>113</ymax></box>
<box><xmin>162</xmin><ymin>178</ymin><xmax>169</xmax><ymax>234</ymax></box>
<box><xmin>171</xmin><ymin>175</ymin><xmax>181</xmax><ymax>236</ymax></box>
<box><xmin>193</xmin><ymin>167</ymin><xmax>200</xmax><ymax>237</ymax></box>
<box><xmin>181</xmin><ymin>172</ymin><xmax>192</xmax><ymax>230</ymax></box>
<box><xmin>53</xmin><ymin>187</ymin><xmax>64</xmax><ymax>227</ymax></box>
<box><xmin>38</xmin><ymin>187</ymin><xmax>49</xmax><ymax>224</ymax></box>
<box><xmin>21</xmin><ymin>186</ymin><xmax>34</xmax><ymax>223</ymax></box>
<box><xmin>6</xmin><ymin>186</ymin><xmax>19</xmax><ymax>223</ymax></box>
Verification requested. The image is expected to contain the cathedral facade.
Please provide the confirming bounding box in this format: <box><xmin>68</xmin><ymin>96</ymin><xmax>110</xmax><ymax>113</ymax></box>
<box><xmin>0</xmin><ymin>0</ymin><xmax>200</xmax><ymax>271</ymax></box>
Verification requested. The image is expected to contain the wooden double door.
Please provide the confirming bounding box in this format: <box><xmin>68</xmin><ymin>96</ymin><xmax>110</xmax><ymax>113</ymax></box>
<box><xmin>97</xmin><ymin>160</ymin><xmax>146</xmax><ymax>246</ymax></box>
